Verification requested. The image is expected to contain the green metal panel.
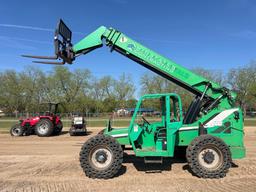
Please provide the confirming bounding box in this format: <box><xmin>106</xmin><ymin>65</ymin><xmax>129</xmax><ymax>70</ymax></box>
<box><xmin>73</xmin><ymin>26</ymin><xmax>106</xmax><ymax>53</ymax></box>
<box><xmin>230</xmin><ymin>146</ymin><xmax>246</xmax><ymax>159</ymax></box>
<box><xmin>104</xmin><ymin>127</ymin><xmax>130</xmax><ymax>145</ymax></box>
<box><xmin>103</xmin><ymin>93</ymin><xmax>245</xmax><ymax>159</ymax></box>
<box><xmin>175</xmin><ymin>108</ymin><xmax>245</xmax><ymax>159</ymax></box>
<box><xmin>72</xmin><ymin>27</ymin><xmax>237</xmax><ymax>102</ymax></box>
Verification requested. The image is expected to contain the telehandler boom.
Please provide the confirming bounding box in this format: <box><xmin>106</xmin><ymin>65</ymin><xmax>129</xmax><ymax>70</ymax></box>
<box><xmin>23</xmin><ymin>19</ymin><xmax>245</xmax><ymax>179</ymax></box>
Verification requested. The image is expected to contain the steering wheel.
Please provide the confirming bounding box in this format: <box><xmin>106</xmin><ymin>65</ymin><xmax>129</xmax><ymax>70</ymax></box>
<box><xmin>142</xmin><ymin>116</ymin><xmax>150</xmax><ymax>125</ymax></box>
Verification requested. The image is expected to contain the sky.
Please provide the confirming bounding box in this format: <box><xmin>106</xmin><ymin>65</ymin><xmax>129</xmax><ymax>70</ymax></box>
<box><xmin>1</xmin><ymin>0</ymin><xmax>256</xmax><ymax>95</ymax></box>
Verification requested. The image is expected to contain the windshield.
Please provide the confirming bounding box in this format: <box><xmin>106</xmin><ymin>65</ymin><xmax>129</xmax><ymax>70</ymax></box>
<box><xmin>134</xmin><ymin>97</ymin><xmax>165</xmax><ymax>125</ymax></box>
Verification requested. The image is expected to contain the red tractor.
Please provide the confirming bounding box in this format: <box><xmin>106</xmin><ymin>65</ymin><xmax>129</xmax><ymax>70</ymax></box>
<box><xmin>10</xmin><ymin>103</ymin><xmax>63</xmax><ymax>137</ymax></box>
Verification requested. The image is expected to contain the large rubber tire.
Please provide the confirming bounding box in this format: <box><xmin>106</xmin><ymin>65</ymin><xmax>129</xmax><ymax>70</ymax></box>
<box><xmin>10</xmin><ymin>124</ymin><xmax>24</xmax><ymax>136</ymax></box>
<box><xmin>35</xmin><ymin>119</ymin><xmax>54</xmax><ymax>137</ymax></box>
<box><xmin>53</xmin><ymin>121</ymin><xmax>63</xmax><ymax>135</ymax></box>
<box><xmin>80</xmin><ymin>134</ymin><xmax>123</xmax><ymax>179</ymax></box>
<box><xmin>186</xmin><ymin>135</ymin><xmax>231</xmax><ymax>178</ymax></box>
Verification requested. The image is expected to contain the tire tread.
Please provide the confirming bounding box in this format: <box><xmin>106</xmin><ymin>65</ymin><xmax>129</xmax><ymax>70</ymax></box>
<box><xmin>79</xmin><ymin>134</ymin><xmax>123</xmax><ymax>179</ymax></box>
<box><xmin>186</xmin><ymin>134</ymin><xmax>231</xmax><ymax>178</ymax></box>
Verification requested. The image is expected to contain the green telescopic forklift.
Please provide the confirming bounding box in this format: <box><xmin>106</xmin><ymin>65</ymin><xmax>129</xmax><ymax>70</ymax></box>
<box><xmin>23</xmin><ymin>19</ymin><xmax>245</xmax><ymax>179</ymax></box>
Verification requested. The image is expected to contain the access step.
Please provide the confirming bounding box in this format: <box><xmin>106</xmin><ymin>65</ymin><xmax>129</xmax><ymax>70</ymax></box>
<box><xmin>144</xmin><ymin>156</ymin><xmax>163</xmax><ymax>164</ymax></box>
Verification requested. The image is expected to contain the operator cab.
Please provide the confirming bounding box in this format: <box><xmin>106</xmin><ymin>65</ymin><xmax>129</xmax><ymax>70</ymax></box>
<box><xmin>130</xmin><ymin>93</ymin><xmax>183</xmax><ymax>156</ymax></box>
<box><xmin>38</xmin><ymin>103</ymin><xmax>60</xmax><ymax>116</ymax></box>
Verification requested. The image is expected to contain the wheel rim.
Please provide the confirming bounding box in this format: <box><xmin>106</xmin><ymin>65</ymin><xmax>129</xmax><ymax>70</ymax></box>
<box><xmin>198</xmin><ymin>145</ymin><xmax>223</xmax><ymax>170</ymax></box>
<box><xmin>12</xmin><ymin>127</ymin><xmax>21</xmax><ymax>136</ymax></box>
<box><xmin>37</xmin><ymin>122</ymin><xmax>49</xmax><ymax>134</ymax></box>
<box><xmin>90</xmin><ymin>146</ymin><xmax>113</xmax><ymax>170</ymax></box>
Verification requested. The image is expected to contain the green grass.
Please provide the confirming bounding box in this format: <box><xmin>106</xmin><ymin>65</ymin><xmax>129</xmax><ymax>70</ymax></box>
<box><xmin>1</xmin><ymin>118</ymin><xmax>254</xmax><ymax>133</ymax></box>
<box><xmin>244</xmin><ymin>119</ymin><xmax>256</xmax><ymax>126</ymax></box>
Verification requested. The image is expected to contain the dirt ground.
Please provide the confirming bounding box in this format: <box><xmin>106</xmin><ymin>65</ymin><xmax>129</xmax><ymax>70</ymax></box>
<box><xmin>0</xmin><ymin>127</ymin><xmax>255</xmax><ymax>192</ymax></box>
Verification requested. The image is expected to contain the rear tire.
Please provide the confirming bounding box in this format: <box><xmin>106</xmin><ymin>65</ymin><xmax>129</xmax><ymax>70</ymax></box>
<box><xmin>80</xmin><ymin>134</ymin><xmax>123</xmax><ymax>179</ymax></box>
<box><xmin>10</xmin><ymin>124</ymin><xmax>24</xmax><ymax>136</ymax></box>
<box><xmin>186</xmin><ymin>135</ymin><xmax>231</xmax><ymax>178</ymax></box>
<box><xmin>53</xmin><ymin>121</ymin><xmax>63</xmax><ymax>135</ymax></box>
<box><xmin>35</xmin><ymin>119</ymin><xmax>54</xmax><ymax>137</ymax></box>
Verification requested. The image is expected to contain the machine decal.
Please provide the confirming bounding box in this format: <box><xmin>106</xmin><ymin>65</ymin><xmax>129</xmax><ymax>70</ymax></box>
<box><xmin>212</xmin><ymin>122</ymin><xmax>232</xmax><ymax>134</ymax></box>
<box><xmin>205</xmin><ymin>108</ymin><xmax>238</xmax><ymax>128</ymax></box>
<box><xmin>120</xmin><ymin>36</ymin><xmax>128</xmax><ymax>43</ymax></box>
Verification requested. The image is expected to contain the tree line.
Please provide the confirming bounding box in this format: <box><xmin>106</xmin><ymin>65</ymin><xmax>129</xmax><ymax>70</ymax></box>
<box><xmin>0</xmin><ymin>62</ymin><xmax>255</xmax><ymax>115</ymax></box>
<box><xmin>0</xmin><ymin>66</ymin><xmax>136</xmax><ymax>114</ymax></box>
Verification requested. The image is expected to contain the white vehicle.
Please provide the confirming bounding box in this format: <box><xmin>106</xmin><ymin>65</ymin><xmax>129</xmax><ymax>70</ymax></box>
<box><xmin>69</xmin><ymin>115</ymin><xmax>87</xmax><ymax>136</ymax></box>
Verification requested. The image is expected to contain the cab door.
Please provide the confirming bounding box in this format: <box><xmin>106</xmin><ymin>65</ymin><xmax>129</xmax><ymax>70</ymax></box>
<box><xmin>166</xmin><ymin>95</ymin><xmax>183</xmax><ymax>156</ymax></box>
